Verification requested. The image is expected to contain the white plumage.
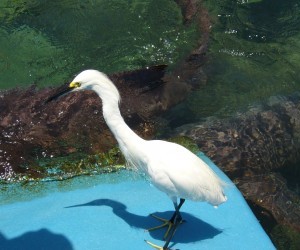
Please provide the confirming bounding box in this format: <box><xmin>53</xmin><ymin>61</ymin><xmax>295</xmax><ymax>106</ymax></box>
<box><xmin>48</xmin><ymin>69</ymin><xmax>227</xmax><ymax>249</ymax></box>
<box><xmin>145</xmin><ymin>140</ymin><xmax>226</xmax><ymax>205</ymax></box>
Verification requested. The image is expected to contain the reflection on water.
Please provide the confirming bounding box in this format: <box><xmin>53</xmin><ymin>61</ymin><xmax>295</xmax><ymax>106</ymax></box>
<box><xmin>0</xmin><ymin>0</ymin><xmax>198</xmax><ymax>88</ymax></box>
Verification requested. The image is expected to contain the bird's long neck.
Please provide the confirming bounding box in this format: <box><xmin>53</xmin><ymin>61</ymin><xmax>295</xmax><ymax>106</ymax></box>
<box><xmin>92</xmin><ymin>84</ymin><xmax>146</xmax><ymax>168</ymax></box>
<box><xmin>103</xmin><ymin>99</ymin><xmax>141</xmax><ymax>147</ymax></box>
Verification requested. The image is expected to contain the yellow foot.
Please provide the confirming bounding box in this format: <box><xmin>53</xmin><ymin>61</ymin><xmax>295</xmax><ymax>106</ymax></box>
<box><xmin>145</xmin><ymin>240</ymin><xmax>178</xmax><ymax>250</ymax></box>
<box><xmin>145</xmin><ymin>240</ymin><xmax>164</xmax><ymax>250</ymax></box>
<box><xmin>146</xmin><ymin>214</ymin><xmax>174</xmax><ymax>239</ymax></box>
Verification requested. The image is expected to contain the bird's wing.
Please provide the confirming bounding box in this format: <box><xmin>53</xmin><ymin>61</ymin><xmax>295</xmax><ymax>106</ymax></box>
<box><xmin>146</xmin><ymin>140</ymin><xmax>226</xmax><ymax>205</ymax></box>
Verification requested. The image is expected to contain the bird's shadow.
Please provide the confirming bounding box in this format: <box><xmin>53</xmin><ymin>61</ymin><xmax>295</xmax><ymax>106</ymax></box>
<box><xmin>65</xmin><ymin>199</ymin><xmax>222</xmax><ymax>244</ymax></box>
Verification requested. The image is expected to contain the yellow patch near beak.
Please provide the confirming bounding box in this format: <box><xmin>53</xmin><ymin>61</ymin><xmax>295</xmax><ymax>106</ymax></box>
<box><xmin>69</xmin><ymin>82</ymin><xmax>81</xmax><ymax>88</ymax></box>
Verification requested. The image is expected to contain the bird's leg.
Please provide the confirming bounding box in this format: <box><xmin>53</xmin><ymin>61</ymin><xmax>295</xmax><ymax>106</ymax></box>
<box><xmin>146</xmin><ymin>199</ymin><xmax>185</xmax><ymax>239</ymax></box>
<box><xmin>162</xmin><ymin>200</ymin><xmax>185</xmax><ymax>250</ymax></box>
<box><xmin>145</xmin><ymin>199</ymin><xmax>185</xmax><ymax>250</ymax></box>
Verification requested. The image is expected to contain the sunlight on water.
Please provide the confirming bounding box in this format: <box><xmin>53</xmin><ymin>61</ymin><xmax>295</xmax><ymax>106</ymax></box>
<box><xmin>0</xmin><ymin>0</ymin><xmax>198</xmax><ymax>89</ymax></box>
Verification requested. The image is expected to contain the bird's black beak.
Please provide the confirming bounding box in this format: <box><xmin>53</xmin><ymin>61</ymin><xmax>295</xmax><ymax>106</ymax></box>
<box><xmin>45</xmin><ymin>84</ymin><xmax>74</xmax><ymax>103</ymax></box>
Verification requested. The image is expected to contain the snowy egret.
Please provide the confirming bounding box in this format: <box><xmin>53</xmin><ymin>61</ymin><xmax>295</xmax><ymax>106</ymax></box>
<box><xmin>46</xmin><ymin>70</ymin><xmax>227</xmax><ymax>249</ymax></box>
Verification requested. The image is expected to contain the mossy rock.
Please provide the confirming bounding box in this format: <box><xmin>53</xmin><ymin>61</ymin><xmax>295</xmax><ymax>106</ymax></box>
<box><xmin>270</xmin><ymin>225</ymin><xmax>300</xmax><ymax>250</ymax></box>
<box><xmin>167</xmin><ymin>136</ymin><xmax>199</xmax><ymax>154</ymax></box>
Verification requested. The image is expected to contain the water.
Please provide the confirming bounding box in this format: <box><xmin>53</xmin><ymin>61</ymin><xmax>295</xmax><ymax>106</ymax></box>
<box><xmin>0</xmin><ymin>0</ymin><xmax>198</xmax><ymax>88</ymax></box>
<box><xmin>166</xmin><ymin>0</ymin><xmax>300</xmax><ymax>125</ymax></box>
<box><xmin>1</xmin><ymin>0</ymin><xmax>299</xmax><ymax>118</ymax></box>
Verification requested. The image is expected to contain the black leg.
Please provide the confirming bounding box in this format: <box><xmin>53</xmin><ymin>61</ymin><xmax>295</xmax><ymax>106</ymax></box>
<box><xmin>147</xmin><ymin>198</ymin><xmax>186</xmax><ymax>238</ymax></box>
<box><xmin>163</xmin><ymin>199</ymin><xmax>185</xmax><ymax>249</ymax></box>
<box><xmin>168</xmin><ymin>198</ymin><xmax>185</xmax><ymax>223</ymax></box>
<box><xmin>145</xmin><ymin>198</ymin><xmax>186</xmax><ymax>249</ymax></box>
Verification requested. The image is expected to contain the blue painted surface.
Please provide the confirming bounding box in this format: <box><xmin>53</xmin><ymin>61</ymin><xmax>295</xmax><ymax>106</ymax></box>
<box><xmin>0</xmin><ymin>153</ymin><xmax>275</xmax><ymax>250</ymax></box>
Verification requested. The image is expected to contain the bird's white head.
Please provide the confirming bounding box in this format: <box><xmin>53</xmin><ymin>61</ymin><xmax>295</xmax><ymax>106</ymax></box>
<box><xmin>70</xmin><ymin>70</ymin><xmax>120</xmax><ymax>102</ymax></box>
<box><xmin>46</xmin><ymin>69</ymin><xmax>120</xmax><ymax>103</ymax></box>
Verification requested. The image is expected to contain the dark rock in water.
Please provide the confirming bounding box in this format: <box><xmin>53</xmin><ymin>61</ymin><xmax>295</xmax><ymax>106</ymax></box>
<box><xmin>0</xmin><ymin>66</ymin><xmax>168</xmax><ymax>180</ymax></box>
<box><xmin>175</xmin><ymin>94</ymin><xmax>300</xmax><ymax>177</ymax></box>
<box><xmin>0</xmin><ymin>0</ymin><xmax>211</xmax><ymax>181</ymax></box>
<box><xmin>237</xmin><ymin>174</ymin><xmax>300</xmax><ymax>232</ymax></box>
<box><xmin>174</xmin><ymin>93</ymin><xmax>300</xmax><ymax>231</ymax></box>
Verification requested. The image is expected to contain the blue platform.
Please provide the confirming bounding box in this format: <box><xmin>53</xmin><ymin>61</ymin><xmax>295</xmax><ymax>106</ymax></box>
<box><xmin>0</xmin><ymin>153</ymin><xmax>275</xmax><ymax>249</ymax></box>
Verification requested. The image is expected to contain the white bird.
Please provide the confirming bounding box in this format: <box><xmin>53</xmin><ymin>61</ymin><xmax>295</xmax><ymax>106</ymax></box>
<box><xmin>46</xmin><ymin>70</ymin><xmax>227</xmax><ymax>250</ymax></box>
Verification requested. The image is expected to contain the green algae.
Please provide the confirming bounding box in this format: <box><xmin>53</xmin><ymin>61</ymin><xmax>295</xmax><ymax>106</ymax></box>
<box><xmin>0</xmin><ymin>147</ymin><xmax>125</xmax><ymax>184</ymax></box>
<box><xmin>270</xmin><ymin>225</ymin><xmax>300</xmax><ymax>250</ymax></box>
<box><xmin>36</xmin><ymin>147</ymin><xmax>125</xmax><ymax>181</ymax></box>
<box><xmin>167</xmin><ymin>136</ymin><xmax>199</xmax><ymax>154</ymax></box>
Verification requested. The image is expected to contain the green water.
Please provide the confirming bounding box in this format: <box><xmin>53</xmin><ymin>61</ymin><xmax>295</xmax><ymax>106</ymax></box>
<box><xmin>167</xmin><ymin>0</ymin><xmax>300</xmax><ymax>126</ymax></box>
<box><xmin>208</xmin><ymin>0</ymin><xmax>300</xmax><ymax>112</ymax></box>
<box><xmin>1</xmin><ymin>0</ymin><xmax>299</xmax><ymax>120</ymax></box>
<box><xmin>0</xmin><ymin>0</ymin><xmax>198</xmax><ymax>88</ymax></box>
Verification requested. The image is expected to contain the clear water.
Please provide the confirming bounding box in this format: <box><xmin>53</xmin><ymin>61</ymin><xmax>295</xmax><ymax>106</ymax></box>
<box><xmin>0</xmin><ymin>0</ymin><xmax>198</xmax><ymax>89</ymax></box>
<box><xmin>1</xmin><ymin>0</ymin><xmax>299</xmax><ymax>120</ymax></box>
<box><xmin>167</xmin><ymin>0</ymin><xmax>300</xmax><ymax>126</ymax></box>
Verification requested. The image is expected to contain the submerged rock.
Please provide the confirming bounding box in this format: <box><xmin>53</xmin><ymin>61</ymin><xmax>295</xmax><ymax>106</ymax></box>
<box><xmin>174</xmin><ymin>93</ymin><xmax>300</xmax><ymax>231</ymax></box>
